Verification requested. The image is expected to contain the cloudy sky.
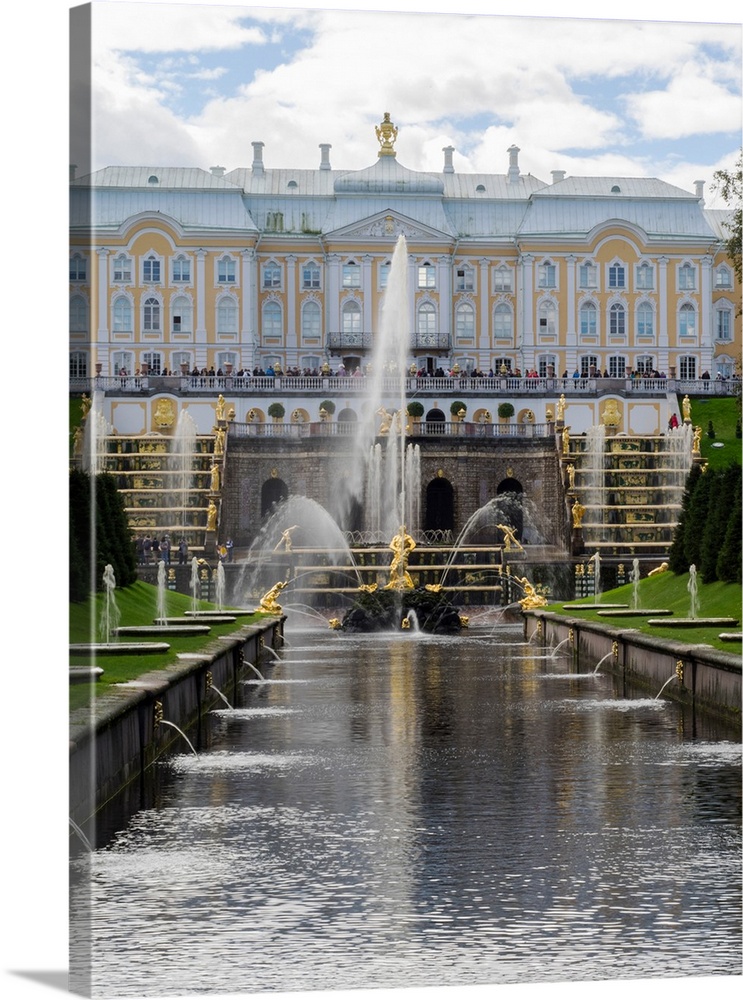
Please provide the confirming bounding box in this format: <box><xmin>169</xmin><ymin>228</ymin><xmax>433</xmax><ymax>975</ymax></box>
<box><xmin>72</xmin><ymin>0</ymin><xmax>743</xmax><ymax>207</ymax></box>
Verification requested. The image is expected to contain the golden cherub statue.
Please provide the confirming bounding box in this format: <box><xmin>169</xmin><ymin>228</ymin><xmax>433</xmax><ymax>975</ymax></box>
<box><xmin>515</xmin><ymin>577</ymin><xmax>548</xmax><ymax>610</ymax></box>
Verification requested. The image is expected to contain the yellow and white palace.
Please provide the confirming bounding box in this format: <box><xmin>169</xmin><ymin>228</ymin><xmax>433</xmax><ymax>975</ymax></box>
<box><xmin>70</xmin><ymin>112</ymin><xmax>740</xmax><ymax>388</ymax></box>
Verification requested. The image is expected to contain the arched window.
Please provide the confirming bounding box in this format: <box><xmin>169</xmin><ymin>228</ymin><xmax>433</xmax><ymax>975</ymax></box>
<box><xmin>301</xmin><ymin>300</ymin><xmax>321</xmax><ymax>341</ymax></box>
<box><xmin>635</xmin><ymin>262</ymin><xmax>654</xmax><ymax>289</ymax></box>
<box><xmin>217</xmin><ymin>297</ymin><xmax>238</xmax><ymax>336</ymax></box>
<box><xmin>493</xmin><ymin>303</ymin><xmax>513</xmax><ymax>340</ymax></box>
<box><xmin>678</xmin><ymin>262</ymin><xmax>696</xmax><ymax>290</ymax></box>
<box><xmin>715</xmin><ymin>264</ymin><xmax>732</xmax><ymax>288</ymax></box>
<box><xmin>341</xmin><ymin>300</ymin><xmax>362</xmax><ymax>338</ymax></box>
<box><xmin>609</xmin><ymin>302</ymin><xmax>625</xmax><ymax>337</ymax></box>
<box><xmin>261</xmin><ymin>478</ymin><xmax>288</xmax><ymax>518</ymax></box>
<box><xmin>455</xmin><ymin>302</ymin><xmax>474</xmax><ymax>340</ymax></box>
<box><xmin>417</xmin><ymin>302</ymin><xmax>438</xmax><ymax>340</ymax></box>
<box><xmin>69</xmin><ymin>253</ymin><xmax>87</xmax><ymax>281</ymax></box>
<box><xmin>679</xmin><ymin>303</ymin><xmax>696</xmax><ymax>337</ymax></box>
<box><xmin>425</xmin><ymin>477</ymin><xmax>454</xmax><ymax>532</ymax></box>
<box><xmin>418</xmin><ymin>261</ymin><xmax>436</xmax><ymax>288</ymax></box>
<box><xmin>263</xmin><ymin>300</ymin><xmax>282</xmax><ymax>337</ymax></box>
<box><xmin>217</xmin><ymin>255</ymin><xmax>236</xmax><ymax>283</ymax></box>
<box><xmin>112</xmin><ymin>254</ymin><xmax>132</xmax><ymax>283</ymax></box>
<box><xmin>636</xmin><ymin>301</ymin><xmax>654</xmax><ymax>338</ymax></box>
<box><xmin>142</xmin><ymin>254</ymin><xmax>161</xmax><ymax>284</ymax></box>
<box><xmin>455</xmin><ymin>264</ymin><xmax>474</xmax><ymax>291</ymax></box>
<box><xmin>70</xmin><ymin>294</ymin><xmax>87</xmax><ymax>332</ymax></box>
<box><xmin>579</xmin><ymin>301</ymin><xmax>597</xmax><ymax>337</ymax></box>
<box><xmin>171</xmin><ymin>295</ymin><xmax>192</xmax><ymax>334</ymax></box>
<box><xmin>113</xmin><ymin>295</ymin><xmax>132</xmax><ymax>332</ymax></box>
<box><xmin>538</xmin><ymin>300</ymin><xmax>556</xmax><ymax>337</ymax></box>
<box><xmin>493</xmin><ymin>265</ymin><xmax>512</xmax><ymax>292</ymax></box>
<box><xmin>172</xmin><ymin>254</ymin><xmax>191</xmax><ymax>283</ymax></box>
<box><xmin>143</xmin><ymin>296</ymin><xmax>160</xmax><ymax>332</ymax></box>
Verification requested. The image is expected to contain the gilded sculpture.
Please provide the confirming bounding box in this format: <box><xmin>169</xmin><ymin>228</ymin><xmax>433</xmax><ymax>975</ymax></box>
<box><xmin>375</xmin><ymin>111</ymin><xmax>398</xmax><ymax>157</ymax></box>
<box><xmin>255</xmin><ymin>580</ymin><xmax>288</xmax><ymax>615</ymax></box>
<box><xmin>571</xmin><ymin>498</ymin><xmax>586</xmax><ymax>528</ymax></box>
<box><xmin>497</xmin><ymin>523</ymin><xmax>523</xmax><ymax>551</ymax></box>
<box><xmin>384</xmin><ymin>525</ymin><xmax>416</xmax><ymax>590</ymax></box>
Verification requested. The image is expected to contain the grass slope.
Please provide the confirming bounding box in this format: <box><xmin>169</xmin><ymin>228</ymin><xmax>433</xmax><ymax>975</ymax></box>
<box><xmin>70</xmin><ymin>581</ymin><xmax>262</xmax><ymax>710</ymax></box>
<box><xmin>548</xmin><ymin>570</ymin><xmax>742</xmax><ymax>652</ymax></box>
<box><xmin>684</xmin><ymin>395</ymin><xmax>741</xmax><ymax>470</ymax></box>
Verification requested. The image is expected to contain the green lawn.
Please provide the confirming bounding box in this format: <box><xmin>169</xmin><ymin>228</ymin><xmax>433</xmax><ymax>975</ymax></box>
<box><xmin>547</xmin><ymin>569</ymin><xmax>742</xmax><ymax>652</ymax></box>
<box><xmin>683</xmin><ymin>394</ymin><xmax>741</xmax><ymax>470</ymax></box>
<box><xmin>70</xmin><ymin>581</ymin><xmax>263</xmax><ymax>711</ymax></box>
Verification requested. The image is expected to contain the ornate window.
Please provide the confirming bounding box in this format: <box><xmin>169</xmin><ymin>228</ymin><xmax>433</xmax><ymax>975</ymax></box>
<box><xmin>455</xmin><ymin>264</ymin><xmax>474</xmax><ymax>291</ymax></box>
<box><xmin>715</xmin><ymin>306</ymin><xmax>732</xmax><ymax>341</ymax></box>
<box><xmin>142</xmin><ymin>254</ymin><xmax>161</xmax><ymax>284</ymax></box>
<box><xmin>341</xmin><ymin>300</ymin><xmax>362</xmax><ymax>336</ymax></box>
<box><xmin>262</xmin><ymin>300</ymin><xmax>282</xmax><ymax>338</ymax></box>
<box><xmin>678</xmin><ymin>356</ymin><xmax>697</xmax><ymax>379</ymax></box>
<box><xmin>493</xmin><ymin>303</ymin><xmax>513</xmax><ymax>340</ymax></box>
<box><xmin>579</xmin><ymin>301</ymin><xmax>597</xmax><ymax>337</ymax></box>
<box><xmin>113</xmin><ymin>295</ymin><xmax>132</xmax><ymax>332</ymax></box>
<box><xmin>635</xmin><ymin>262</ymin><xmax>654</xmax><ymax>290</ymax></box>
<box><xmin>714</xmin><ymin>265</ymin><xmax>732</xmax><ymax>288</ymax></box>
<box><xmin>302</xmin><ymin>263</ymin><xmax>321</xmax><ymax>289</ymax></box>
<box><xmin>538</xmin><ymin>260</ymin><xmax>556</xmax><ymax>288</ymax></box>
<box><xmin>172</xmin><ymin>254</ymin><xmax>191</xmax><ymax>283</ymax></box>
<box><xmin>171</xmin><ymin>295</ymin><xmax>192</xmax><ymax>334</ymax></box>
<box><xmin>578</xmin><ymin>262</ymin><xmax>597</xmax><ymax>288</ymax></box>
<box><xmin>418</xmin><ymin>262</ymin><xmax>436</xmax><ymax>289</ymax></box>
<box><xmin>379</xmin><ymin>262</ymin><xmax>391</xmax><ymax>288</ymax></box>
<box><xmin>69</xmin><ymin>253</ymin><xmax>87</xmax><ymax>281</ymax></box>
<box><xmin>636</xmin><ymin>301</ymin><xmax>654</xmax><ymax>338</ymax></box>
<box><xmin>217</xmin><ymin>255</ymin><xmax>236</xmax><ymax>283</ymax></box>
<box><xmin>679</xmin><ymin>302</ymin><xmax>696</xmax><ymax>337</ymax></box>
<box><xmin>342</xmin><ymin>261</ymin><xmax>361</xmax><ymax>288</ymax></box>
<box><xmin>263</xmin><ymin>261</ymin><xmax>282</xmax><ymax>289</ymax></box>
<box><xmin>493</xmin><ymin>265</ymin><xmax>512</xmax><ymax>292</ymax></box>
<box><xmin>608</xmin><ymin>262</ymin><xmax>626</xmax><ymax>288</ymax></box>
<box><xmin>301</xmin><ymin>300</ymin><xmax>321</xmax><ymax>341</ymax></box>
<box><xmin>538</xmin><ymin>299</ymin><xmax>557</xmax><ymax>337</ymax></box>
<box><xmin>678</xmin><ymin>262</ymin><xmax>696</xmax><ymax>290</ymax></box>
<box><xmin>454</xmin><ymin>302</ymin><xmax>474</xmax><ymax>340</ymax></box>
<box><xmin>70</xmin><ymin>294</ymin><xmax>88</xmax><ymax>332</ymax></box>
<box><xmin>418</xmin><ymin>302</ymin><xmax>438</xmax><ymax>338</ymax></box>
<box><xmin>610</xmin><ymin>302</ymin><xmax>626</xmax><ymax>337</ymax></box>
<box><xmin>113</xmin><ymin>254</ymin><xmax>132</xmax><ymax>283</ymax></box>
<box><xmin>143</xmin><ymin>296</ymin><xmax>161</xmax><ymax>332</ymax></box>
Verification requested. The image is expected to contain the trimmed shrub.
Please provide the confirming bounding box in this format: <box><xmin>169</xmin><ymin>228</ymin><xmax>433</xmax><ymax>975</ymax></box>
<box><xmin>450</xmin><ymin>400</ymin><xmax>467</xmax><ymax>417</ymax></box>
<box><xmin>497</xmin><ymin>402</ymin><xmax>515</xmax><ymax>419</ymax></box>
<box><xmin>319</xmin><ymin>399</ymin><xmax>336</xmax><ymax>414</ymax></box>
<box><xmin>407</xmin><ymin>401</ymin><xmax>425</xmax><ymax>418</ymax></box>
<box><xmin>267</xmin><ymin>402</ymin><xmax>285</xmax><ymax>419</ymax></box>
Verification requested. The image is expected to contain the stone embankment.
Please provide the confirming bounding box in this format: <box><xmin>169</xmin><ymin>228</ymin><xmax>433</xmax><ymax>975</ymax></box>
<box><xmin>69</xmin><ymin>617</ymin><xmax>284</xmax><ymax>829</ymax></box>
<box><xmin>525</xmin><ymin>610</ymin><xmax>741</xmax><ymax>724</ymax></box>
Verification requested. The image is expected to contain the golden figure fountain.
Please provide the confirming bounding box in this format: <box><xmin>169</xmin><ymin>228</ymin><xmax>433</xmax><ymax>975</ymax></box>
<box><xmin>383</xmin><ymin>525</ymin><xmax>416</xmax><ymax>590</ymax></box>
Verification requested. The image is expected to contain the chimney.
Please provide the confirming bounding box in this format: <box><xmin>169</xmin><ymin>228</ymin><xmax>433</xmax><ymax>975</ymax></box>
<box><xmin>319</xmin><ymin>143</ymin><xmax>332</xmax><ymax>170</ymax></box>
<box><xmin>252</xmin><ymin>141</ymin><xmax>265</xmax><ymax>175</ymax></box>
<box><xmin>507</xmin><ymin>145</ymin><xmax>521</xmax><ymax>184</ymax></box>
<box><xmin>210</xmin><ymin>165</ymin><xmax>226</xmax><ymax>177</ymax></box>
<box><xmin>70</xmin><ymin>164</ymin><xmax>77</xmax><ymax>182</ymax></box>
<box><xmin>694</xmin><ymin>179</ymin><xmax>705</xmax><ymax>205</ymax></box>
<box><xmin>443</xmin><ymin>146</ymin><xmax>455</xmax><ymax>174</ymax></box>
<box><xmin>551</xmin><ymin>170</ymin><xmax>566</xmax><ymax>184</ymax></box>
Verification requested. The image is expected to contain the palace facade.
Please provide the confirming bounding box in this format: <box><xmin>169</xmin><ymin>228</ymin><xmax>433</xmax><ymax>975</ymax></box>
<box><xmin>69</xmin><ymin>113</ymin><xmax>740</xmax><ymax>384</ymax></box>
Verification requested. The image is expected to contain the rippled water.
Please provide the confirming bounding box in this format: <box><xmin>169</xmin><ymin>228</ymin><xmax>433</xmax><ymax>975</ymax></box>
<box><xmin>72</xmin><ymin>621</ymin><xmax>742</xmax><ymax>997</ymax></box>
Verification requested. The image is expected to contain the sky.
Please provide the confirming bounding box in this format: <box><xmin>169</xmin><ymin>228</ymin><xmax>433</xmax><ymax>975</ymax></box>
<box><xmin>72</xmin><ymin>0</ymin><xmax>743</xmax><ymax>207</ymax></box>
<box><xmin>0</xmin><ymin>4</ymin><xmax>741</xmax><ymax>1000</ymax></box>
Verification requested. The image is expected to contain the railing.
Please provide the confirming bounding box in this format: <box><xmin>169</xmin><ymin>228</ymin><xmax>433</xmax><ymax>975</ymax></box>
<box><xmin>229</xmin><ymin>420</ymin><xmax>555</xmax><ymax>439</ymax></box>
<box><xmin>70</xmin><ymin>375</ymin><xmax>741</xmax><ymax>398</ymax></box>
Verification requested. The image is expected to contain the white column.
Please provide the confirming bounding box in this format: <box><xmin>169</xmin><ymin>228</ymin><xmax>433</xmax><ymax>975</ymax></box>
<box><xmin>438</xmin><ymin>255</ymin><xmax>452</xmax><ymax>350</ymax></box>
<box><xmin>362</xmin><ymin>254</ymin><xmax>373</xmax><ymax>335</ymax></box>
<box><xmin>195</xmin><ymin>249</ymin><xmax>207</xmax><ymax>342</ymax></box>
<box><xmin>519</xmin><ymin>254</ymin><xmax>534</xmax><ymax>366</ymax></box>
<box><xmin>700</xmin><ymin>254</ymin><xmax>713</xmax><ymax>371</ymax></box>
<box><xmin>241</xmin><ymin>249</ymin><xmax>256</xmax><ymax>368</ymax></box>
<box><xmin>326</xmin><ymin>254</ymin><xmax>341</xmax><ymax>351</ymax></box>
<box><xmin>286</xmin><ymin>254</ymin><xmax>297</xmax><ymax>361</ymax></box>
<box><xmin>565</xmin><ymin>255</ymin><xmax>577</xmax><ymax>343</ymax></box>
<box><xmin>96</xmin><ymin>248</ymin><xmax>109</xmax><ymax>341</ymax></box>
<box><xmin>658</xmin><ymin>256</ymin><xmax>669</xmax><ymax>372</ymax></box>
<box><xmin>478</xmin><ymin>258</ymin><xmax>489</xmax><ymax>362</ymax></box>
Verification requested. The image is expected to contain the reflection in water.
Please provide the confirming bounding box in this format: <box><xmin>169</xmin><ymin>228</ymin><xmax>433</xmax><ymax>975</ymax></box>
<box><xmin>71</xmin><ymin>623</ymin><xmax>742</xmax><ymax>997</ymax></box>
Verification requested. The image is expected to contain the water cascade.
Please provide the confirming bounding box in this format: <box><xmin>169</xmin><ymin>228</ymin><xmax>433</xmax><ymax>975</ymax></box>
<box><xmin>591</xmin><ymin>551</ymin><xmax>602</xmax><ymax>603</ymax></box>
<box><xmin>159</xmin><ymin>720</ymin><xmax>198</xmax><ymax>755</ymax></box>
<box><xmin>190</xmin><ymin>557</ymin><xmax>200</xmax><ymax>615</ymax></box>
<box><xmin>171</xmin><ymin>408</ymin><xmax>198</xmax><ymax>533</ymax></box>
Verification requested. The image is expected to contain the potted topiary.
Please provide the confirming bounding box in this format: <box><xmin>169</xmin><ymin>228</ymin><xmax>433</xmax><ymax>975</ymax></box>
<box><xmin>497</xmin><ymin>402</ymin><xmax>515</xmax><ymax>422</ymax></box>
<box><xmin>450</xmin><ymin>400</ymin><xmax>467</xmax><ymax>421</ymax></box>
<box><xmin>407</xmin><ymin>400</ymin><xmax>425</xmax><ymax>422</ymax></box>
<box><xmin>267</xmin><ymin>402</ymin><xmax>285</xmax><ymax>422</ymax></box>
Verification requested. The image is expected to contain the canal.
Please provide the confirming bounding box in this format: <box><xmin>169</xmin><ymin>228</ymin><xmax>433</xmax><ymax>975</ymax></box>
<box><xmin>71</xmin><ymin>618</ymin><xmax>742</xmax><ymax>996</ymax></box>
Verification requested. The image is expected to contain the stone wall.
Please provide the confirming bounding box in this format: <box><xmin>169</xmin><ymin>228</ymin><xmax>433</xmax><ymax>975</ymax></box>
<box><xmin>220</xmin><ymin>433</ymin><xmax>567</xmax><ymax>548</ymax></box>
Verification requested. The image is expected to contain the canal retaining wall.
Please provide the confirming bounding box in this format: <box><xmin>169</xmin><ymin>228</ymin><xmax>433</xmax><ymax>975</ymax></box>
<box><xmin>69</xmin><ymin>617</ymin><xmax>284</xmax><ymax>831</ymax></box>
<box><xmin>525</xmin><ymin>610</ymin><xmax>741</xmax><ymax>725</ymax></box>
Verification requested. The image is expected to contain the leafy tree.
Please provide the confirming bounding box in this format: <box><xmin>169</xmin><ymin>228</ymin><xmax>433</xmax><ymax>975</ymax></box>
<box><xmin>69</xmin><ymin>470</ymin><xmax>136</xmax><ymax>601</ymax></box>
<box><xmin>712</xmin><ymin>149</ymin><xmax>742</xmax><ymax>291</ymax></box>
<box><xmin>699</xmin><ymin>465</ymin><xmax>738</xmax><ymax>582</ymax></box>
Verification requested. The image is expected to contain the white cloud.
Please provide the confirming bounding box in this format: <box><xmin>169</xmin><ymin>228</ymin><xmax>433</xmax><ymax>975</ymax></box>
<box><xmin>625</xmin><ymin>62</ymin><xmax>743</xmax><ymax>139</ymax></box>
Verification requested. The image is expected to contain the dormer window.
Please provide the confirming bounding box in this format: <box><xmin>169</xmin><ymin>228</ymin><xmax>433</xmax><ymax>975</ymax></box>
<box><xmin>148</xmin><ymin>175</ymin><xmax>159</xmax><ymax>185</ymax></box>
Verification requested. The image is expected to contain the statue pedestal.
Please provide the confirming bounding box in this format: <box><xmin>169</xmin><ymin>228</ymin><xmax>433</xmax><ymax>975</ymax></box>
<box><xmin>571</xmin><ymin>527</ymin><xmax>585</xmax><ymax>556</ymax></box>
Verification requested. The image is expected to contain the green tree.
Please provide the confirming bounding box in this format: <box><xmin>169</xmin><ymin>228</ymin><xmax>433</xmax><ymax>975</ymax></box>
<box><xmin>683</xmin><ymin>468</ymin><xmax>715</xmax><ymax>571</ymax></box>
<box><xmin>699</xmin><ymin>465</ymin><xmax>738</xmax><ymax>582</ymax></box>
<box><xmin>668</xmin><ymin>463</ymin><xmax>702</xmax><ymax>573</ymax></box>
<box><xmin>717</xmin><ymin>473</ymin><xmax>742</xmax><ymax>583</ymax></box>
<box><xmin>69</xmin><ymin>470</ymin><xmax>136</xmax><ymax>601</ymax></box>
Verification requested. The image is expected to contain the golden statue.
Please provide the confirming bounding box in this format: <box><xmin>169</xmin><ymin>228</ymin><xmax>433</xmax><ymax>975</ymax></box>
<box><xmin>210</xmin><ymin>461</ymin><xmax>221</xmax><ymax>493</ymax></box>
<box><xmin>515</xmin><ymin>577</ymin><xmax>548</xmax><ymax>610</ymax></box>
<box><xmin>214</xmin><ymin>426</ymin><xmax>226</xmax><ymax>455</ymax></box>
<box><xmin>692</xmin><ymin>425</ymin><xmax>702</xmax><ymax>453</ymax></box>
<box><xmin>571</xmin><ymin>498</ymin><xmax>586</xmax><ymax>528</ymax></box>
<box><xmin>274</xmin><ymin>525</ymin><xmax>299</xmax><ymax>552</ymax></box>
<box><xmin>215</xmin><ymin>394</ymin><xmax>226</xmax><ymax>421</ymax></box>
<box><xmin>255</xmin><ymin>580</ymin><xmax>288</xmax><ymax>615</ymax></box>
<box><xmin>682</xmin><ymin>395</ymin><xmax>692</xmax><ymax>423</ymax></box>
<box><xmin>375</xmin><ymin>111</ymin><xmax>398</xmax><ymax>157</ymax></box>
<box><xmin>328</xmin><ymin>618</ymin><xmax>342</xmax><ymax>630</ymax></box>
<box><xmin>401</xmin><ymin>617</ymin><xmax>411</xmax><ymax>630</ymax></box>
<box><xmin>556</xmin><ymin>394</ymin><xmax>566</xmax><ymax>422</ymax></box>
<box><xmin>459</xmin><ymin>615</ymin><xmax>470</xmax><ymax>628</ymax></box>
<box><xmin>384</xmin><ymin>525</ymin><xmax>416</xmax><ymax>590</ymax></box>
<box><xmin>601</xmin><ymin>399</ymin><xmax>622</xmax><ymax>428</ymax></box>
<box><xmin>497</xmin><ymin>523</ymin><xmax>523</xmax><ymax>551</ymax></box>
<box><xmin>81</xmin><ymin>393</ymin><xmax>92</xmax><ymax>418</ymax></box>
<box><xmin>425</xmin><ymin>583</ymin><xmax>442</xmax><ymax>593</ymax></box>
<box><xmin>358</xmin><ymin>583</ymin><xmax>378</xmax><ymax>594</ymax></box>
<box><xmin>154</xmin><ymin>397</ymin><xmax>176</xmax><ymax>428</ymax></box>
<box><xmin>377</xmin><ymin>407</ymin><xmax>393</xmax><ymax>435</ymax></box>
<box><xmin>566</xmin><ymin>463</ymin><xmax>576</xmax><ymax>490</ymax></box>
<box><xmin>206</xmin><ymin>500</ymin><xmax>218</xmax><ymax>532</ymax></box>
<box><xmin>648</xmin><ymin>562</ymin><xmax>669</xmax><ymax>577</ymax></box>
<box><xmin>562</xmin><ymin>426</ymin><xmax>570</xmax><ymax>455</ymax></box>
<box><xmin>227</xmin><ymin>405</ymin><xmax>236</xmax><ymax>421</ymax></box>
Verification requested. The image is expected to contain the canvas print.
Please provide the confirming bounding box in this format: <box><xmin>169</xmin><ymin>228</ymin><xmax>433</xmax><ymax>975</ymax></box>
<box><xmin>66</xmin><ymin>2</ymin><xmax>742</xmax><ymax>999</ymax></box>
